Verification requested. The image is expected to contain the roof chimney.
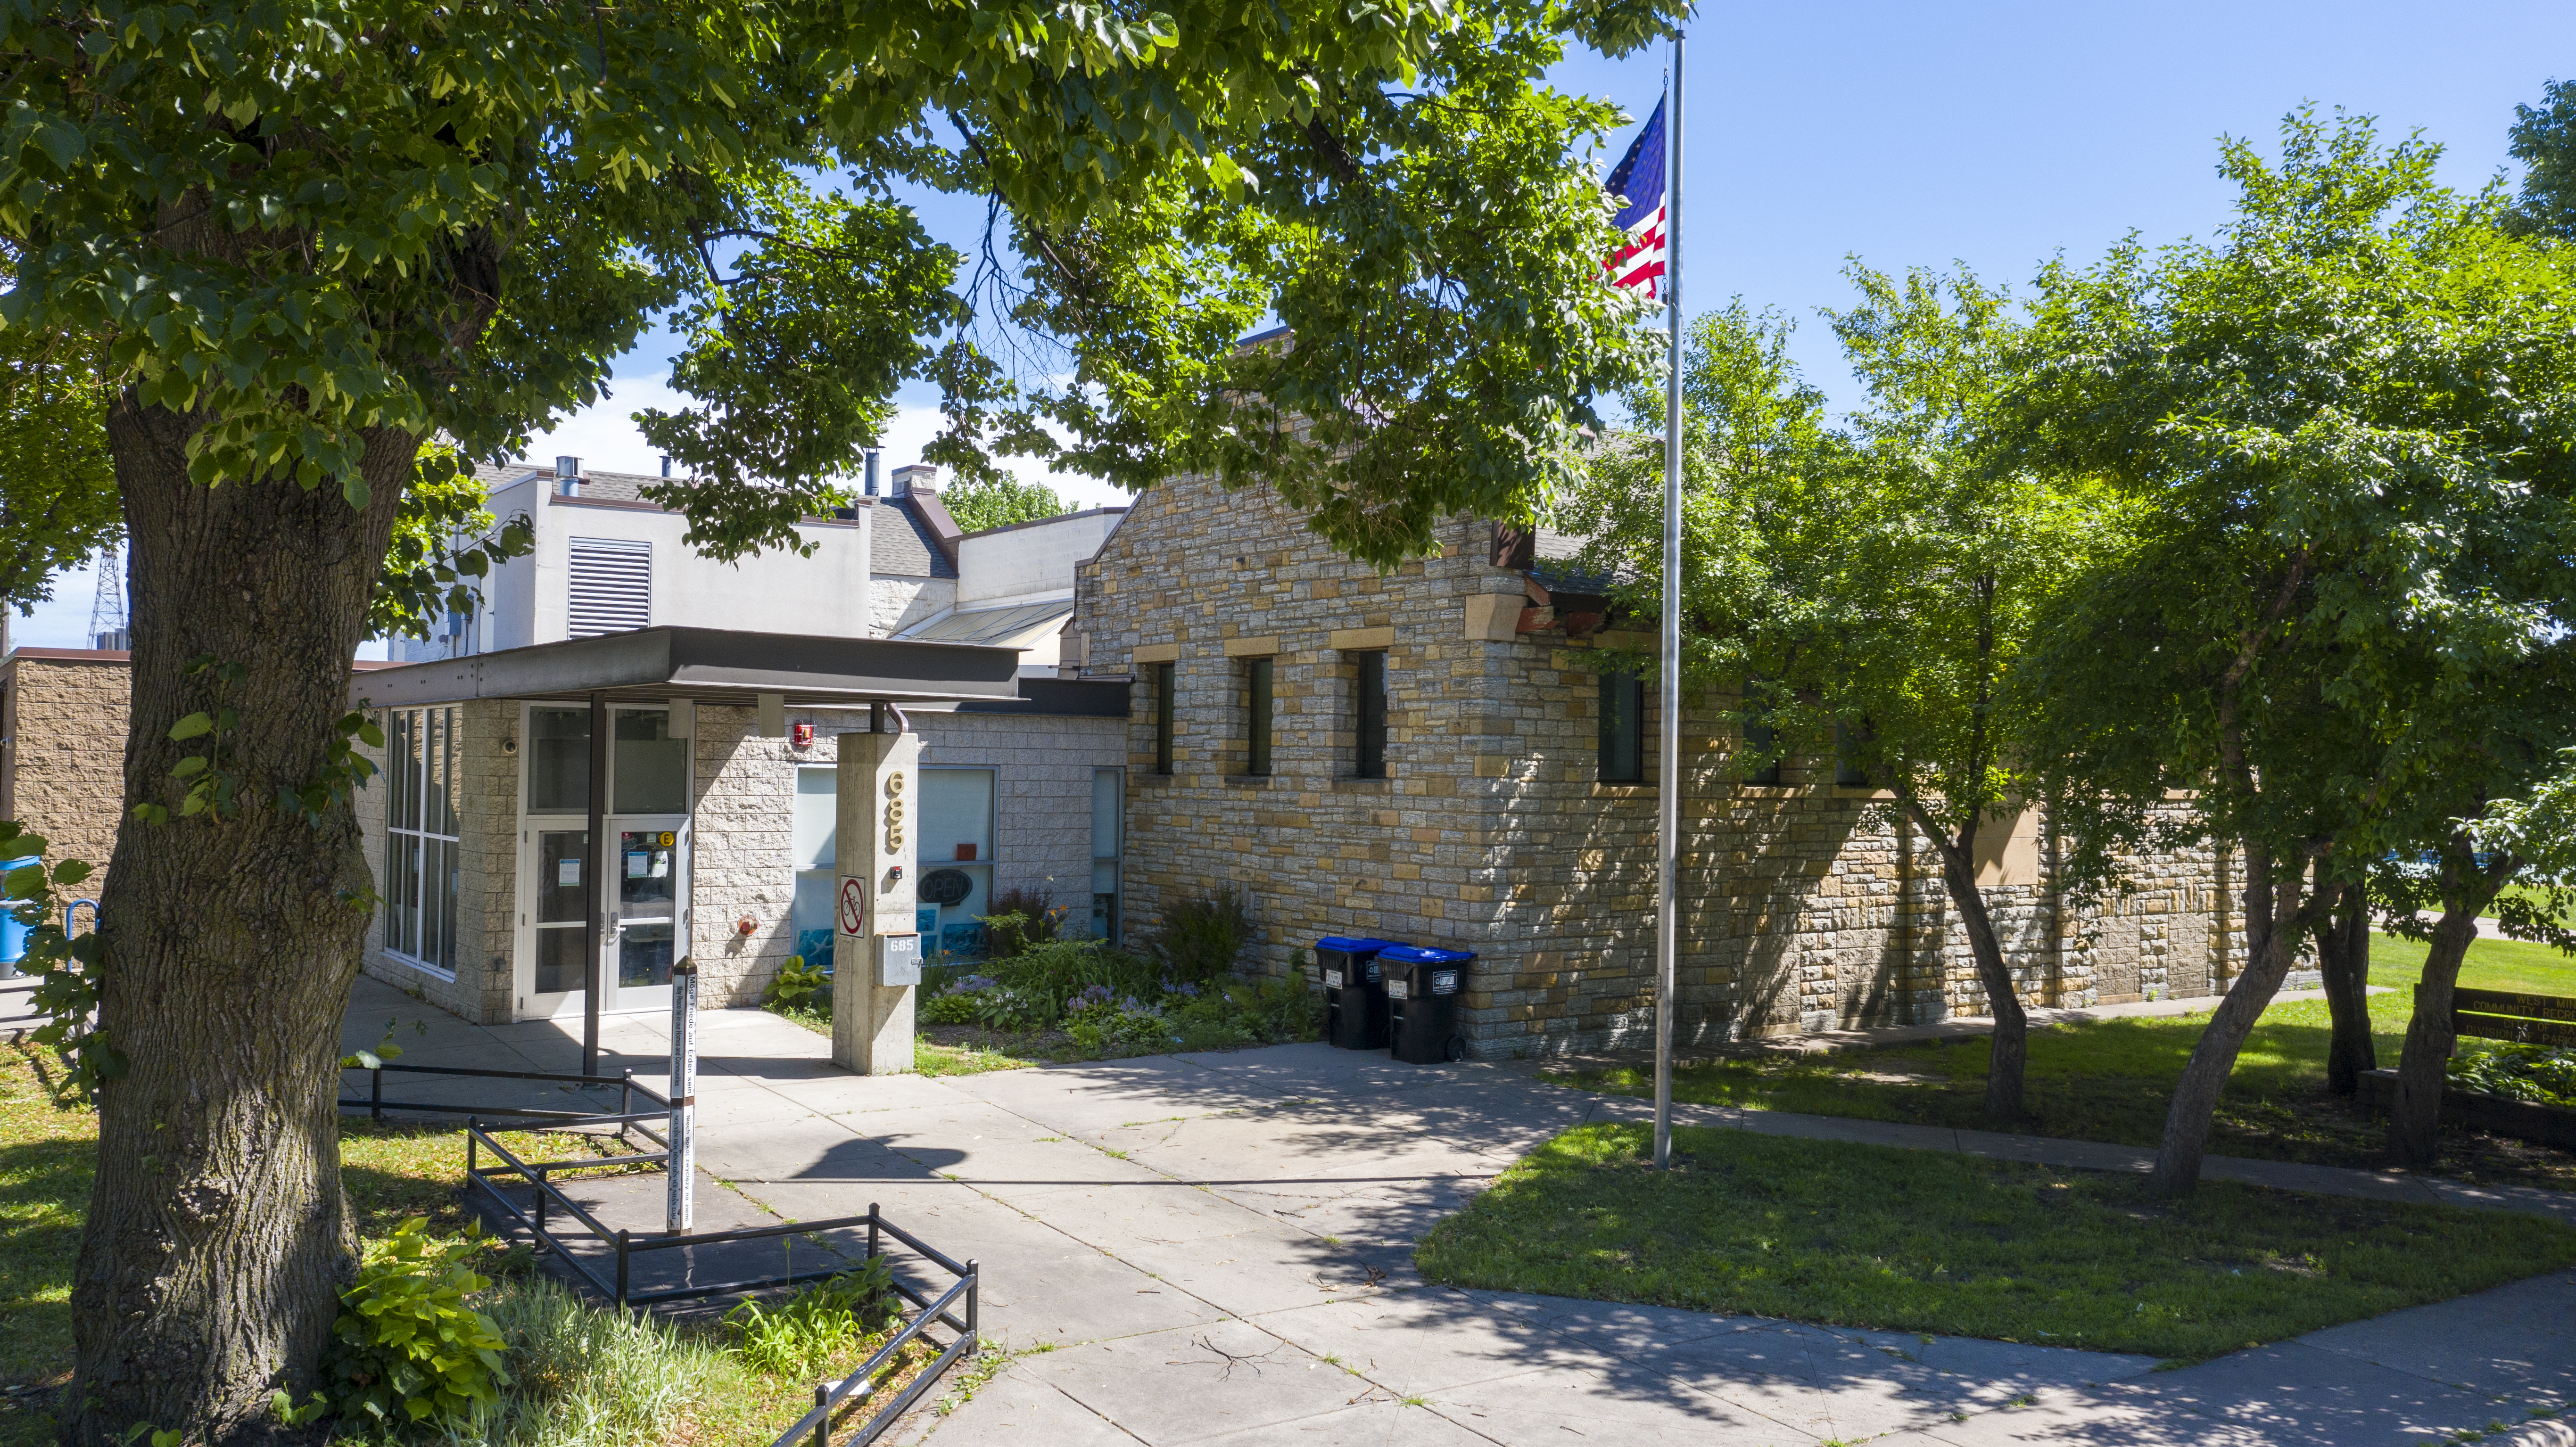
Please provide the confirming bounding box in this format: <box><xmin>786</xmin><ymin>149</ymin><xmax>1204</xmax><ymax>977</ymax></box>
<box><xmin>659</xmin><ymin>455</ymin><xmax>671</xmax><ymax>478</ymax></box>
<box><xmin>864</xmin><ymin>448</ymin><xmax>882</xmax><ymax>497</ymax></box>
<box><xmin>555</xmin><ymin>456</ymin><xmax>582</xmax><ymax>496</ymax></box>
<box><xmin>891</xmin><ymin>463</ymin><xmax>939</xmax><ymax>499</ymax></box>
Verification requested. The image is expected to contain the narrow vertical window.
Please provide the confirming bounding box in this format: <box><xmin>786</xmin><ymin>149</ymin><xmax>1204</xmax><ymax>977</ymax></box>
<box><xmin>1153</xmin><ymin>662</ymin><xmax>1174</xmax><ymax>775</ymax></box>
<box><xmin>1742</xmin><ymin>682</ymin><xmax>1782</xmax><ymax>786</ymax></box>
<box><xmin>1834</xmin><ymin>720</ymin><xmax>1871</xmax><ymax>787</ymax></box>
<box><xmin>1597</xmin><ymin>672</ymin><xmax>1644</xmax><ymax>784</ymax></box>
<box><xmin>1354</xmin><ymin>651</ymin><xmax>1387</xmax><ymax>780</ymax></box>
<box><xmin>382</xmin><ymin>704</ymin><xmax>463</xmax><ymax>974</ymax></box>
<box><xmin>1091</xmin><ymin>767</ymin><xmax>1123</xmax><ymax>942</ymax></box>
<box><xmin>1246</xmin><ymin>656</ymin><xmax>1274</xmax><ymax>777</ymax></box>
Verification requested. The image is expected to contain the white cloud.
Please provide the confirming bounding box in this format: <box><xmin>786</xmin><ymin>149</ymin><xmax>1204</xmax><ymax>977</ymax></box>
<box><xmin>525</xmin><ymin>374</ymin><xmax>1134</xmax><ymax>511</ymax></box>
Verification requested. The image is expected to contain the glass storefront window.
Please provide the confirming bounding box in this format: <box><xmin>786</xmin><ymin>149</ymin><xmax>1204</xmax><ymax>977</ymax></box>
<box><xmin>527</xmin><ymin>707</ymin><xmax>590</xmax><ymax>812</ymax></box>
<box><xmin>791</xmin><ymin>765</ymin><xmax>837</xmax><ymax>967</ymax></box>
<box><xmin>613</xmin><ymin>708</ymin><xmax>687</xmax><ymax>813</ymax></box>
<box><xmin>919</xmin><ymin>767</ymin><xmax>996</xmax><ymax>957</ymax></box>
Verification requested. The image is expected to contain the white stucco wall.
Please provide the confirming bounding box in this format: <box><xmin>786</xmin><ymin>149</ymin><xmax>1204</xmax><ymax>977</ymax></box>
<box><xmin>955</xmin><ymin>509</ymin><xmax>1125</xmax><ymax>604</ymax></box>
<box><xmin>480</xmin><ymin>496</ymin><xmax>876</xmax><ymax>648</ymax></box>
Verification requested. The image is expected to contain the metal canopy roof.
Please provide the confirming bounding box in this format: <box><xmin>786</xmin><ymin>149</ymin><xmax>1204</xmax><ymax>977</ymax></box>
<box><xmin>348</xmin><ymin>627</ymin><xmax>1024</xmax><ymax>710</ymax></box>
<box><xmin>893</xmin><ymin>599</ymin><xmax>1075</xmax><ymax>649</ymax></box>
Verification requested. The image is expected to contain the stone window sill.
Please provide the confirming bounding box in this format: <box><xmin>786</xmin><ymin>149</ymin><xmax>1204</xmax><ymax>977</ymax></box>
<box><xmin>1832</xmin><ymin>785</ymin><xmax>1899</xmax><ymax>801</ymax></box>
<box><xmin>1333</xmin><ymin>777</ymin><xmax>1392</xmax><ymax>793</ymax></box>
<box><xmin>1225</xmin><ymin>774</ymin><xmax>1274</xmax><ymax>789</ymax></box>
<box><xmin>1592</xmin><ymin>782</ymin><xmax>1653</xmax><ymax>798</ymax></box>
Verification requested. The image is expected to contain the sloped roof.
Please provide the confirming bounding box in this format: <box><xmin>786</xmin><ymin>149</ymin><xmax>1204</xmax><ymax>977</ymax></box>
<box><xmin>871</xmin><ymin>495</ymin><xmax>958</xmax><ymax>579</ymax></box>
<box><xmin>892</xmin><ymin>599</ymin><xmax>1074</xmax><ymax>649</ymax></box>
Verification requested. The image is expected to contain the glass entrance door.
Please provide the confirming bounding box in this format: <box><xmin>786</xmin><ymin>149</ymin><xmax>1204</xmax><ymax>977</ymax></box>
<box><xmin>609</xmin><ymin>818</ymin><xmax>687</xmax><ymax>1011</ymax></box>
<box><xmin>527</xmin><ymin>827</ymin><xmax>590</xmax><ymax>1016</ymax></box>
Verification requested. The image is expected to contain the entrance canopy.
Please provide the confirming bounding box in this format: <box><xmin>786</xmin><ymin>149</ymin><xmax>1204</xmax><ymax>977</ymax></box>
<box><xmin>349</xmin><ymin>626</ymin><xmax>1024</xmax><ymax>710</ymax></box>
<box><xmin>350</xmin><ymin>627</ymin><xmax>1027</xmax><ymax>1076</ymax></box>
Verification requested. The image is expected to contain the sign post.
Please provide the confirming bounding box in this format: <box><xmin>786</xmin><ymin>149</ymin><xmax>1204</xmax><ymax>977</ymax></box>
<box><xmin>665</xmin><ymin>958</ymin><xmax>698</xmax><ymax>1233</ymax></box>
<box><xmin>834</xmin><ymin>722</ymin><xmax>921</xmax><ymax>1074</ymax></box>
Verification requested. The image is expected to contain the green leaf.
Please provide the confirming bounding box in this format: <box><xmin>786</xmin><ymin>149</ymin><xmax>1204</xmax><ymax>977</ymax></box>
<box><xmin>168</xmin><ymin>713</ymin><xmax>215</xmax><ymax>741</ymax></box>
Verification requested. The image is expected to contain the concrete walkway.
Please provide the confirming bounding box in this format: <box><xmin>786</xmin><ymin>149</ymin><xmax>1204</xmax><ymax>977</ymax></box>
<box><xmin>341</xmin><ymin>976</ymin><xmax>2576</xmax><ymax>1447</ymax></box>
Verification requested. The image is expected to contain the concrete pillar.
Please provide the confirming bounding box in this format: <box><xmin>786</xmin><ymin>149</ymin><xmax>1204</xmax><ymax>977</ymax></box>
<box><xmin>834</xmin><ymin>728</ymin><xmax>921</xmax><ymax>1073</ymax></box>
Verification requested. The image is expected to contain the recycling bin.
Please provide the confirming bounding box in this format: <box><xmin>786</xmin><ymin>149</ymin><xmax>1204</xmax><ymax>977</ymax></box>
<box><xmin>0</xmin><ymin>856</ymin><xmax>37</xmax><ymax>979</ymax></box>
<box><xmin>1315</xmin><ymin>936</ymin><xmax>1401</xmax><ymax>1050</ymax></box>
<box><xmin>1380</xmin><ymin>945</ymin><xmax>1474</xmax><ymax>1064</ymax></box>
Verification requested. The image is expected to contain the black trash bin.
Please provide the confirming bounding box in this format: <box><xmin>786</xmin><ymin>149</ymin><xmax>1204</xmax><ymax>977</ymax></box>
<box><xmin>1380</xmin><ymin>945</ymin><xmax>1474</xmax><ymax>1064</ymax></box>
<box><xmin>1316</xmin><ymin>936</ymin><xmax>1402</xmax><ymax>1050</ymax></box>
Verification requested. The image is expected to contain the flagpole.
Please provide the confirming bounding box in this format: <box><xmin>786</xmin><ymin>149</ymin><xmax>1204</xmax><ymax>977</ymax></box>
<box><xmin>1653</xmin><ymin>29</ymin><xmax>1683</xmax><ymax>1171</ymax></box>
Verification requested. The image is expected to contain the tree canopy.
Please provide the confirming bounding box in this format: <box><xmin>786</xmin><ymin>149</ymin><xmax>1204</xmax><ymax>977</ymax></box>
<box><xmin>2009</xmin><ymin>110</ymin><xmax>2576</xmax><ymax>1189</ymax></box>
<box><xmin>941</xmin><ymin>471</ymin><xmax>1073</xmax><ymax>534</ymax></box>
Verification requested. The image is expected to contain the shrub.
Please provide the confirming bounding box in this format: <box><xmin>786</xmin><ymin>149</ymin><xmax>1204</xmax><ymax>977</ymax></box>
<box><xmin>1173</xmin><ymin>976</ymin><xmax>1320</xmax><ymax>1047</ymax></box>
<box><xmin>989</xmin><ymin>937</ymin><xmax>1160</xmax><ymax>1016</ymax></box>
<box><xmin>920</xmin><ymin>990</ymin><xmax>980</xmax><ymax>1026</ymax></box>
<box><xmin>973</xmin><ymin>983</ymin><xmax>1055</xmax><ymax>1032</ymax></box>
<box><xmin>1145</xmin><ymin>886</ymin><xmax>1255</xmax><ymax>985</ymax></box>
<box><xmin>981</xmin><ymin>888</ymin><xmax>1073</xmax><ymax>958</ymax></box>
<box><xmin>767</xmin><ymin>955</ymin><xmax>832</xmax><ymax>1015</ymax></box>
<box><xmin>2450</xmin><ymin>1043</ymin><xmax>2576</xmax><ymax>1106</ymax></box>
<box><xmin>724</xmin><ymin>1257</ymin><xmax>898</xmax><ymax>1378</ymax></box>
<box><xmin>322</xmin><ymin>1217</ymin><xmax>511</xmax><ymax>1430</ymax></box>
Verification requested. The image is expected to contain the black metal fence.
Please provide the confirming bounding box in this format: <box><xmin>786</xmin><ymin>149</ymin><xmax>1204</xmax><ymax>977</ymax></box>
<box><xmin>771</xmin><ymin>1209</ymin><xmax>980</xmax><ymax>1447</ymax></box>
<box><xmin>346</xmin><ymin>1062</ymin><xmax>984</xmax><ymax>1443</ymax></box>
<box><xmin>340</xmin><ymin>1060</ymin><xmax>671</xmax><ymax>1143</ymax></box>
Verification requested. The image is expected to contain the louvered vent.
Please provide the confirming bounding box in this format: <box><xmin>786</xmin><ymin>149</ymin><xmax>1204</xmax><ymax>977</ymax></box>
<box><xmin>567</xmin><ymin>537</ymin><xmax>651</xmax><ymax>636</ymax></box>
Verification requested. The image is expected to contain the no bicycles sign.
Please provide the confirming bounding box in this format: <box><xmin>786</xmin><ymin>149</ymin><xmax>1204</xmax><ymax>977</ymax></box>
<box><xmin>837</xmin><ymin>876</ymin><xmax>868</xmax><ymax>937</ymax></box>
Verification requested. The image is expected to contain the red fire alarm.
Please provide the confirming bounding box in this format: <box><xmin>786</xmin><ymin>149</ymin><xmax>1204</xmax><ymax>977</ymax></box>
<box><xmin>790</xmin><ymin>723</ymin><xmax>815</xmax><ymax>748</ymax></box>
<box><xmin>736</xmin><ymin>915</ymin><xmax>758</xmax><ymax>936</ymax></box>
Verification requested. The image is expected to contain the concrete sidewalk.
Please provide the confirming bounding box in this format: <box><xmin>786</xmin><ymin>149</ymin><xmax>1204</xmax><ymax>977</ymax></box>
<box><xmin>346</xmin><ymin>976</ymin><xmax>2576</xmax><ymax>1447</ymax></box>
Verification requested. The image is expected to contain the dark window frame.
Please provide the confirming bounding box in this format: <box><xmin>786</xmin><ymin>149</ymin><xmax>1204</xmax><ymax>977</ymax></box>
<box><xmin>1152</xmin><ymin>662</ymin><xmax>1174</xmax><ymax>775</ymax></box>
<box><xmin>1597</xmin><ymin>671</ymin><xmax>1645</xmax><ymax>784</ymax></box>
<box><xmin>1833</xmin><ymin>720</ymin><xmax>1871</xmax><ymax>787</ymax></box>
<box><xmin>1741</xmin><ymin>682</ymin><xmax>1783</xmax><ymax>786</ymax></box>
<box><xmin>1354</xmin><ymin>651</ymin><xmax>1388</xmax><ymax>779</ymax></box>
<box><xmin>1246</xmin><ymin>655</ymin><xmax>1275</xmax><ymax>777</ymax></box>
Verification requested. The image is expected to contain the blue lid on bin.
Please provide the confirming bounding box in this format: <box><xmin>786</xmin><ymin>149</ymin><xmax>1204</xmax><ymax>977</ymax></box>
<box><xmin>1378</xmin><ymin>944</ymin><xmax>1475</xmax><ymax>966</ymax></box>
<box><xmin>1316</xmin><ymin>936</ymin><xmax>1401</xmax><ymax>954</ymax></box>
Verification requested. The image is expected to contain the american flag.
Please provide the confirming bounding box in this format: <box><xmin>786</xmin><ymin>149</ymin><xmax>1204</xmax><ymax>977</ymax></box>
<box><xmin>1604</xmin><ymin>98</ymin><xmax>1668</xmax><ymax>299</ymax></box>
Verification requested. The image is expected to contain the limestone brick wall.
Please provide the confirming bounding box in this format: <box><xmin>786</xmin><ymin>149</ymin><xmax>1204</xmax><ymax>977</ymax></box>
<box><xmin>871</xmin><ymin>576</ymin><xmax>955</xmax><ymax>636</ymax></box>
<box><xmin>691</xmin><ymin>703</ymin><xmax>811</xmax><ymax>1007</ymax></box>
<box><xmin>1079</xmin><ymin>470</ymin><xmax>2248</xmax><ymax>1058</ymax></box>
<box><xmin>1</xmin><ymin>658</ymin><xmax>132</xmax><ymax>899</ymax></box>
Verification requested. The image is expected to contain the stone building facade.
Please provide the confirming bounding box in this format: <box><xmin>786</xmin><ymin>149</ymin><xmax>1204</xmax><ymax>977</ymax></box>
<box><xmin>1075</xmin><ymin>472</ymin><xmax>2246</xmax><ymax>1057</ymax></box>
<box><xmin>0</xmin><ymin>649</ymin><xmax>134</xmax><ymax>900</ymax></box>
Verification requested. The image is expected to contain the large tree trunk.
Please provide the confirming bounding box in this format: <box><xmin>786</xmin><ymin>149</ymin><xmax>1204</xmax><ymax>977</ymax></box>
<box><xmin>2315</xmin><ymin>880</ymin><xmax>2375</xmax><ymax>1096</ymax></box>
<box><xmin>68</xmin><ymin>394</ymin><xmax>414</xmax><ymax>1445</ymax></box>
<box><xmin>2146</xmin><ymin>844</ymin><xmax>2327</xmax><ymax>1197</ymax></box>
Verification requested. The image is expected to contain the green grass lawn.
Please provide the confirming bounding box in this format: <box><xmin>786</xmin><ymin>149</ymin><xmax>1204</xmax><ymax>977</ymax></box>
<box><xmin>1416</xmin><ymin>1123</ymin><xmax>2576</xmax><ymax>1363</ymax></box>
<box><xmin>1547</xmin><ymin>934</ymin><xmax>2576</xmax><ymax>1192</ymax></box>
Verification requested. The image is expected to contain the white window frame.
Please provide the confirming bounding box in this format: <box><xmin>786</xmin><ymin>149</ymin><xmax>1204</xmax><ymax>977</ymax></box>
<box><xmin>382</xmin><ymin>704</ymin><xmax>462</xmax><ymax>979</ymax></box>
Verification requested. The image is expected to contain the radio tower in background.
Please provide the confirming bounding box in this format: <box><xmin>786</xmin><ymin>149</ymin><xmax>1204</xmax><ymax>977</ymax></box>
<box><xmin>88</xmin><ymin>542</ymin><xmax>128</xmax><ymax>651</ymax></box>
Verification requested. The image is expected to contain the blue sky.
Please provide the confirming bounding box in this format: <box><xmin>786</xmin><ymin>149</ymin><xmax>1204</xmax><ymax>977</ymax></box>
<box><xmin>19</xmin><ymin>3</ymin><xmax>2572</xmax><ymax>646</ymax></box>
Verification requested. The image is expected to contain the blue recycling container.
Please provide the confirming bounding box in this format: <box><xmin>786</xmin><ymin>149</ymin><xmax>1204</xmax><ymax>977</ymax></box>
<box><xmin>1315</xmin><ymin>936</ymin><xmax>1403</xmax><ymax>1050</ymax></box>
<box><xmin>1378</xmin><ymin>945</ymin><xmax>1476</xmax><ymax>1064</ymax></box>
<box><xmin>0</xmin><ymin>856</ymin><xmax>40</xmax><ymax>977</ymax></box>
